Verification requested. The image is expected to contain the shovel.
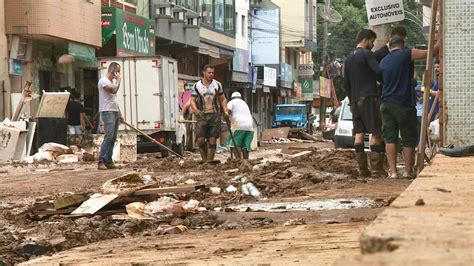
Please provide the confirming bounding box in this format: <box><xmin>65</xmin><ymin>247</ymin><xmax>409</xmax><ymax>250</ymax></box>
<box><xmin>122</xmin><ymin>120</ymin><xmax>184</xmax><ymax>158</ymax></box>
<box><xmin>224</xmin><ymin>116</ymin><xmax>242</xmax><ymax>159</ymax></box>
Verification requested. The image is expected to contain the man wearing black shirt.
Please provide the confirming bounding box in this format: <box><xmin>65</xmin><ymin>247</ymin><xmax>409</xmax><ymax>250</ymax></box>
<box><xmin>66</xmin><ymin>91</ymin><xmax>90</xmax><ymax>135</ymax></box>
<box><xmin>344</xmin><ymin>29</ymin><xmax>385</xmax><ymax>177</ymax></box>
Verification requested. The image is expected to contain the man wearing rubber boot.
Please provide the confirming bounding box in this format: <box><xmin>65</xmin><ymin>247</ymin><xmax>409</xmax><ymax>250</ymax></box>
<box><xmin>227</xmin><ymin>92</ymin><xmax>254</xmax><ymax>160</ymax></box>
<box><xmin>190</xmin><ymin>64</ymin><xmax>229</xmax><ymax>163</ymax></box>
<box><xmin>344</xmin><ymin>29</ymin><xmax>386</xmax><ymax>177</ymax></box>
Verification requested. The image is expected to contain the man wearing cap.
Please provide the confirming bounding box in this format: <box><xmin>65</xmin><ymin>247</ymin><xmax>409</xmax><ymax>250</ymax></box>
<box><xmin>379</xmin><ymin>35</ymin><xmax>439</xmax><ymax>179</ymax></box>
<box><xmin>190</xmin><ymin>64</ymin><xmax>229</xmax><ymax>163</ymax></box>
<box><xmin>226</xmin><ymin>92</ymin><xmax>254</xmax><ymax>160</ymax></box>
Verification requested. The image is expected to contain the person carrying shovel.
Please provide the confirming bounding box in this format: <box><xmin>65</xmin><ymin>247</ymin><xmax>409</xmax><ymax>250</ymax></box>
<box><xmin>190</xmin><ymin>64</ymin><xmax>229</xmax><ymax>163</ymax></box>
<box><xmin>227</xmin><ymin>92</ymin><xmax>254</xmax><ymax>160</ymax></box>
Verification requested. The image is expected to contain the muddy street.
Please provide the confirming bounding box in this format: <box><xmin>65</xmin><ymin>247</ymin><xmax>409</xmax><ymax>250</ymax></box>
<box><xmin>0</xmin><ymin>141</ymin><xmax>411</xmax><ymax>265</ymax></box>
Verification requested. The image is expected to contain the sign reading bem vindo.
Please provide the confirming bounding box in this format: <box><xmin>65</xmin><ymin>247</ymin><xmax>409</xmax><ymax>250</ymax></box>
<box><xmin>365</xmin><ymin>0</ymin><xmax>405</xmax><ymax>26</ymax></box>
<box><xmin>102</xmin><ymin>7</ymin><xmax>155</xmax><ymax>56</ymax></box>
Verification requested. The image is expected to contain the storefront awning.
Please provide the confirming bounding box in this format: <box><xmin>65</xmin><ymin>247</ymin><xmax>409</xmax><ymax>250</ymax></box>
<box><xmin>198</xmin><ymin>43</ymin><xmax>220</xmax><ymax>58</ymax></box>
<box><xmin>101</xmin><ymin>7</ymin><xmax>155</xmax><ymax>57</ymax></box>
<box><xmin>68</xmin><ymin>42</ymin><xmax>95</xmax><ymax>62</ymax></box>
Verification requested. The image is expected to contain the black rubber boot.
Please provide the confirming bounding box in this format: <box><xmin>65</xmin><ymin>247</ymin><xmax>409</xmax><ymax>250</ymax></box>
<box><xmin>370</xmin><ymin>152</ymin><xmax>387</xmax><ymax>177</ymax></box>
<box><xmin>207</xmin><ymin>147</ymin><xmax>216</xmax><ymax>161</ymax></box>
<box><xmin>242</xmin><ymin>149</ymin><xmax>249</xmax><ymax>160</ymax></box>
<box><xmin>355</xmin><ymin>152</ymin><xmax>371</xmax><ymax>177</ymax></box>
<box><xmin>199</xmin><ymin>144</ymin><xmax>208</xmax><ymax>163</ymax></box>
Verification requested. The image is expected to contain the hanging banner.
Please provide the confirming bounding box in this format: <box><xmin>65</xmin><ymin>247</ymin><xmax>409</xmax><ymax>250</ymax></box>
<box><xmin>319</xmin><ymin>76</ymin><xmax>333</xmax><ymax>99</ymax></box>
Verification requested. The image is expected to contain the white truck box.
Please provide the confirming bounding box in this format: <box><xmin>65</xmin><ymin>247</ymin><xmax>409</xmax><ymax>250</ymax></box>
<box><xmin>98</xmin><ymin>56</ymin><xmax>185</xmax><ymax>156</ymax></box>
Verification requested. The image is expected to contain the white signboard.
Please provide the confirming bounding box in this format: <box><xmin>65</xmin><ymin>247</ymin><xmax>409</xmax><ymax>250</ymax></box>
<box><xmin>298</xmin><ymin>64</ymin><xmax>314</xmax><ymax>77</ymax></box>
<box><xmin>251</xmin><ymin>8</ymin><xmax>280</xmax><ymax>65</ymax></box>
<box><xmin>365</xmin><ymin>0</ymin><xmax>405</xmax><ymax>26</ymax></box>
<box><xmin>263</xmin><ymin>66</ymin><xmax>277</xmax><ymax>87</ymax></box>
<box><xmin>35</xmin><ymin>91</ymin><xmax>70</xmax><ymax>118</ymax></box>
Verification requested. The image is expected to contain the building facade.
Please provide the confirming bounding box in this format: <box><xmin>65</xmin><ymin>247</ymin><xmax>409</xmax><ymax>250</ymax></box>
<box><xmin>4</xmin><ymin>0</ymin><xmax>101</xmax><ymax>119</ymax></box>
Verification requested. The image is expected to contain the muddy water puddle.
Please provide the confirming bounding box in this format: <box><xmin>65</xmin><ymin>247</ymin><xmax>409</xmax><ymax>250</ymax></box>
<box><xmin>228</xmin><ymin>198</ymin><xmax>375</xmax><ymax>212</ymax></box>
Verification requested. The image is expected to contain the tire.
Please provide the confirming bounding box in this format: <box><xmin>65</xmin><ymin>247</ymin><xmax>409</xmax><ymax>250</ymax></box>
<box><xmin>161</xmin><ymin>138</ymin><xmax>171</xmax><ymax>158</ymax></box>
<box><xmin>172</xmin><ymin>136</ymin><xmax>185</xmax><ymax>156</ymax></box>
<box><xmin>334</xmin><ymin>137</ymin><xmax>341</xmax><ymax>148</ymax></box>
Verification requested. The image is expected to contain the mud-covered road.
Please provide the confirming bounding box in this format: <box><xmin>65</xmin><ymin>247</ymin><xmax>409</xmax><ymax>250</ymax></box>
<box><xmin>0</xmin><ymin>141</ymin><xmax>411</xmax><ymax>265</ymax></box>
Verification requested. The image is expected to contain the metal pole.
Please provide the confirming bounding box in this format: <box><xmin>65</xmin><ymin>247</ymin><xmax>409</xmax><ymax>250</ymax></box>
<box><xmin>319</xmin><ymin>0</ymin><xmax>329</xmax><ymax>131</ymax></box>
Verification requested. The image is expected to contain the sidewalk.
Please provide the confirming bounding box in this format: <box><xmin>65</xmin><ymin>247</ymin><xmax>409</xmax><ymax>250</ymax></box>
<box><xmin>337</xmin><ymin>154</ymin><xmax>474</xmax><ymax>265</ymax></box>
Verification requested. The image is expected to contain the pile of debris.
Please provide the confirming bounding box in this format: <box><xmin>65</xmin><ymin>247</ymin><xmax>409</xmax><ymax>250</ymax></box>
<box><xmin>28</xmin><ymin>172</ymin><xmax>207</xmax><ymax>221</ymax></box>
<box><xmin>24</xmin><ymin>143</ymin><xmax>95</xmax><ymax>164</ymax></box>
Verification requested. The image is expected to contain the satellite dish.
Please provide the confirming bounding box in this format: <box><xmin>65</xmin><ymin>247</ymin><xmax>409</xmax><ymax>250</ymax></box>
<box><xmin>318</xmin><ymin>4</ymin><xmax>342</xmax><ymax>23</ymax></box>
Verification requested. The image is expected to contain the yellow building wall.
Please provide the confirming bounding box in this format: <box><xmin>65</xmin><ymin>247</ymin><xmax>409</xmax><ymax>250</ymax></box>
<box><xmin>5</xmin><ymin>0</ymin><xmax>101</xmax><ymax>47</ymax></box>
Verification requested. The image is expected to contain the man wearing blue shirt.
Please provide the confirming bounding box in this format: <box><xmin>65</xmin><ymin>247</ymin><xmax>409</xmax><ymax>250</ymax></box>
<box><xmin>380</xmin><ymin>36</ymin><xmax>438</xmax><ymax>179</ymax></box>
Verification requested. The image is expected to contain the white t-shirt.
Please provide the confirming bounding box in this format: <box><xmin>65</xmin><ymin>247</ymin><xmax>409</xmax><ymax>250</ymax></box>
<box><xmin>98</xmin><ymin>76</ymin><xmax>119</xmax><ymax>112</ymax></box>
<box><xmin>227</xmin><ymin>98</ymin><xmax>253</xmax><ymax>131</ymax></box>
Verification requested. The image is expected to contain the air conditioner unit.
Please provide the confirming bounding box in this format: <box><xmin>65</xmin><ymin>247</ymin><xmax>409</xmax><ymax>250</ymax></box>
<box><xmin>10</xmin><ymin>36</ymin><xmax>32</xmax><ymax>61</ymax></box>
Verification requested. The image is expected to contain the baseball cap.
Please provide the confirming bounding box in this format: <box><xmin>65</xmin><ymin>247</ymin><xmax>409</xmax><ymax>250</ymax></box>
<box><xmin>389</xmin><ymin>35</ymin><xmax>405</xmax><ymax>47</ymax></box>
<box><xmin>231</xmin><ymin>92</ymin><xmax>242</xmax><ymax>99</ymax></box>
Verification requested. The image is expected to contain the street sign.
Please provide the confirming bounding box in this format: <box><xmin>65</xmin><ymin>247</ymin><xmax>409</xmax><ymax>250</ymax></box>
<box><xmin>365</xmin><ymin>0</ymin><xmax>405</xmax><ymax>26</ymax></box>
<box><xmin>263</xmin><ymin>66</ymin><xmax>277</xmax><ymax>87</ymax></box>
<box><xmin>300</xmin><ymin>79</ymin><xmax>314</xmax><ymax>94</ymax></box>
<box><xmin>298</xmin><ymin>64</ymin><xmax>314</xmax><ymax>77</ymax></box>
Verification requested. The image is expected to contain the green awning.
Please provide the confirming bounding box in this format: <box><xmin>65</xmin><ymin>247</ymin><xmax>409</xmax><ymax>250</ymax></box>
<box><xmin>68</xmin><ymin>42</ymin><xmax>96</xmax><ymax>62</ymax></box>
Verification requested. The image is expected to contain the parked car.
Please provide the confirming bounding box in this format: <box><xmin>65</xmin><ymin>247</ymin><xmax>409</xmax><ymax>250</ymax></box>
<box><xmin>334</xmin><ymin>98</ymin><xmax>354</xmax><ymax>148</ymax></box>
<box><xmin>334</xmin><ymin>97</ymin><xmax>370</xmax><ymax>148</ymax></box>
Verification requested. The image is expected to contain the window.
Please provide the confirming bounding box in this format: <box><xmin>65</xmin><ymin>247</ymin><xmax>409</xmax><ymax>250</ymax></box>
<box><xmin>201</xmin><ymin>0</ymin><xmax>234</xmax><ymax>34</ymax></box>
<box><xmin>241</xmin><ymin>15</ymin><xmax>246</xmax><ymax>37</ymax></box>
<box><xmin>201</xmin><ymin>0</ymin><xmax>213</xmax><ymax>26</ymax></box>
<box><xmin>184</xmin><ymin>0</ymin><xmax>199</xmax><ymax>13</ymax></box>
<box><xmin>113</xmin><ymin>0</ymin><xmax>137</xmax><ymax>6</ymax></box>
<box><xmin>224</xmin><ymin>0</ymin><xmax>234</xmax><ymax>33</ymax></box>
<box><xmin>214</xmin><ymin>0</ymin><xmax>225</xmax><ymax>31</ymax></box>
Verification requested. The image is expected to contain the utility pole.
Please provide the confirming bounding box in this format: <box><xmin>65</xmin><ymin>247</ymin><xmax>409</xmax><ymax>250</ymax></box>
<box><xmin>319</xmin><ymin>0</ymin><xmax>330</xmax><ymax>131</ymax></box>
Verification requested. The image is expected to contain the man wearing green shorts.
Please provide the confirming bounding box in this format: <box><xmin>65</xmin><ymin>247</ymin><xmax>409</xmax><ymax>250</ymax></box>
<box><xmin>226</xmin><ymin>92</ymin><xmax>254</xmax><ymax>160</ymax></box>
<box><xmin>379</xmin><ymin>36</ymin><xmax>438</xmax><ymax>178</ymax></box>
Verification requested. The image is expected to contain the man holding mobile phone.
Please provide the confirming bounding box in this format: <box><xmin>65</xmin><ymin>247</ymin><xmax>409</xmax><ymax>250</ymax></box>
<box><xmin>97</xmin><ymin>62</ymin><xmax>124</xmax><ymax>170</ymax></box>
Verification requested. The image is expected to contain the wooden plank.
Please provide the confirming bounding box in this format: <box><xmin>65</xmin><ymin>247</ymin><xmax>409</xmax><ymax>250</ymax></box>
<box><xmin>12</xmin><ymin>81</ymin><xmax>32</xmax><ymax>121</ymax></box>
<box><xmin>416</xmin><ymin>0</ymin><xmax>439</xmax><ymax>173</ymax></box>
<box><xmin>299</xmin><ymin>132</ymin><xmax>319</xmax><ymax>142</ymax></box>
<box><xmin>261</xmin><ymin>127</ymin><xmax>290</xmax><ymax>141</ymax></box>
<box><xmin>288</xmin><ymin>146</ymin><xmax>311</xmax><ymax>151</ymax></box>
<box><xmin>289</xmin><ymin>151</ymin><xmax>312</xmax><ymax>159</ymax></box>
<box><xmin>53</xmin><ymin>194</ymin><xmax>88</xmax><ymax>210</ymax></box>
<box><xmin>438</xmin><ymin>0</ymin><xmax>445</xmax><ymax>147</ymax></box>
<box><xmin>133</xmin><ymin>184</ymin><xmax>205</xmax><ymax>196</ymax></box>
<box><xmin>34</xmin><ymin>207</ymin><xmax>77</xmax><ymax>216</ymax></box>
<box><xmin>71</xmin><ymin>193</ymin><xmax>119</xmax><ymax>215</ymax></box>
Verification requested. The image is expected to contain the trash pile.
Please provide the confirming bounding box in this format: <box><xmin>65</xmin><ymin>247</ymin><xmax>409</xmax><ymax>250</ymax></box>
<box><xmin>28</xmin><ymin>172</ymin><xmax>206</xmax><ymax>220</ymax></box>
<box><xmin>260</xmin><ymin>137</ymin><xmax>293</xmax><ymax>144</ymax></box>
<box><xmin>24</xmin><ymin>142</ymin><xmax>95</xmax><ymax>164</ymax></box>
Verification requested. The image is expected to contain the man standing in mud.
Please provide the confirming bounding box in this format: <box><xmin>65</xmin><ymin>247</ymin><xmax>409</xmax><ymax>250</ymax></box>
<box><xmin>190</xmin><ymin>64</ymin><xmax>229</xmax><ymax>163</ymax></box>
<box><xmin>97</xmin><ymin>62</ymin><xmax>124</xmax><ymax>170</ymax></box>
<box><xmin>344</xmin><ymin>29</ymin><xmax>385</xmax><ymax>177</ymax></box>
